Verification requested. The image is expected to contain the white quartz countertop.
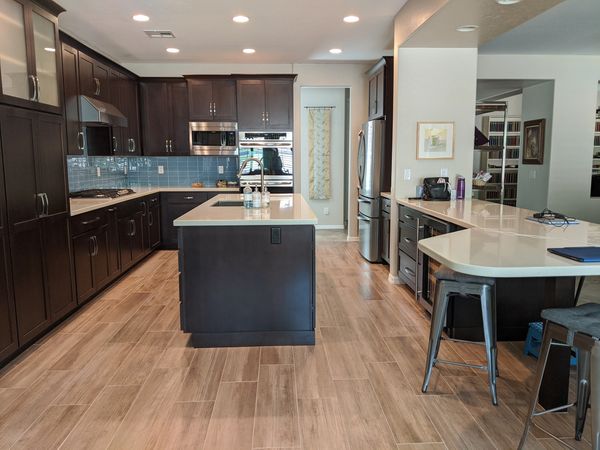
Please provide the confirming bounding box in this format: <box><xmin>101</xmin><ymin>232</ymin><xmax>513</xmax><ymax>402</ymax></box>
<box><xmin>69</xmin><ymin>187</ymin><xmax>239</xmax><ymax>216</ymax></box>
<box><xmin>380</xmin><ymin>192</ymin><xmax>391</xmax><ymax>200</ymax></box>
<box><xmin>173</xmin><ymin>194</ymin><xmax>318</xmax><ymax>226</ymax></box>
<box><xmin>398</xmin><ymin>198</ymin><xmax>600</xmax><ymax>277</ymax></box>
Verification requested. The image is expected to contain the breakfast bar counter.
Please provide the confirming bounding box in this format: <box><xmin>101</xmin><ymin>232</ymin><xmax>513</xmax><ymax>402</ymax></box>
<box><xmin>175</xmin><ymin>194</ymin><xmax>317</xmax><ymax>347</ymax></box>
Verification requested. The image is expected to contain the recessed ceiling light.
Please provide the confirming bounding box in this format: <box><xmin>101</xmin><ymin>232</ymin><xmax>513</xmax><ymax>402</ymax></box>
<box><xmin>132</xmin><ymin>14</ymin><xmax>149</xmax><ymax>22</ymax></box>
<box><xmin>456</xmin><ymin>25</ymin><xmax>479</xmax><ymax>32</ymax></box>
<box><xmin>166</xmin><ymin>47</ymin><xmax>180</xmax><ymax>53</ymax></box>
<box><xmin>233</xmin><ymin>15</ymin><xmax>249</xmax><ymax>23</ymax></box>
<box><xmin>329</xmin><ymin>48</ymin><xmax>342</xmax><ymax>54</ymax></box>
<box><xmin>495</xmin><ymin>0</ymin><xmax>521</xmax><ymax>4</ymax></box>
<box><xmin>343</xmin><ymin>15</ymin><xmax>360</xmax><ymax>23</ymax></box>
<box><xmin>243</xmin><ymin>48</ymin><xmax>256</xmax><ymax>54</ymax></box>
<box><xmin>44</xmin><ymin>47</ymin><xmax>55</xmax><ymax>52</ymax></box>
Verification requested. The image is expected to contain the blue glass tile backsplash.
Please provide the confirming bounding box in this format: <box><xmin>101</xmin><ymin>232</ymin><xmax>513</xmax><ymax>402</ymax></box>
<box><xmin>67</xmin><ymin>156</ymin><xmax>239</xmax><ymax>192</ymax></box>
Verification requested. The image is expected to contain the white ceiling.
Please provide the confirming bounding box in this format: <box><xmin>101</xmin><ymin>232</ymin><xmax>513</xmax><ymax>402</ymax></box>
<box><xmin>56</xmin><ymin>0</ymin><xmax>407</xmax><ymax>64</ymax></box>
<box><xmin>480</xmin><ymin>0</ymin><xmax>600</xmax><ymax>55</ymax></box>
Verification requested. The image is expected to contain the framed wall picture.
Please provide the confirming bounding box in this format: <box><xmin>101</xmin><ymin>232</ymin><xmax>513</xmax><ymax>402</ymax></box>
<box><xmin>416</xmin><ymin>122</ymin><xmax>454</xmax><ymax>159</ymax></box>
<box><xmin>522</xmin><ymin>119</ymin><xmax>546</xmax><ymax>165</ymax></box>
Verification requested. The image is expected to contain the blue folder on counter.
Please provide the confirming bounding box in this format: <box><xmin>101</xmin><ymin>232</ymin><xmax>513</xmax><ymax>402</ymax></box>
<box><xmin>547</xmin><ymin>247</ymin><xmax>600</xmax><ymax>263</ymax></box>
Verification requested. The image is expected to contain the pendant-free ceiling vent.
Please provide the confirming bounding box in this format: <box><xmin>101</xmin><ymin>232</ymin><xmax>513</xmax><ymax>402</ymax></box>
<box><xmin>144</xmin><ymin>30</ymin><xmax>175</xmax><ymax>38</ymax></box>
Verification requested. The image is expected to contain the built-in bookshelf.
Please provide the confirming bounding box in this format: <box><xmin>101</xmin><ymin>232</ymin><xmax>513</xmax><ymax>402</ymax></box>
<box><xmin>474</xmin><ymin>114</ymin><xmax>521</xmax><ymax>206</ymax></box>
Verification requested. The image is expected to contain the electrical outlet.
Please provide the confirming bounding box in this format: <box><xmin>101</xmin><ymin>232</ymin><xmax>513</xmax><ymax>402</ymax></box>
<box><xmin>404</xmin><ymin>168</ymin><xmax>411</xmax><ymax>181</ymax></box>
<box><xmin>158</xmin><ymin>165</ymin><xmax>164</xmax><ymax>175</ymax></box>
<box><xmin>218</xmin><ymin>165</ymin><xmax>224</xmax><ymax>174</ymax></box>
<box><xmin>323</xmin><ymin>207</ymin><xmax>329</xmax><ymax>215</ymax></box>
<box><xmin>530</xmin><ymin>169</ymin><xmax>536</xmax><ymax>179</ymax></box>
<box><xmin>440</xmin><ymin>168</ymin><xmax>448</xmax><ymax>177</ymax></box>
<box><xmin>96</xmin><ymin>167</ymin><xmax>101</xmax><ymax>177</ymax></box>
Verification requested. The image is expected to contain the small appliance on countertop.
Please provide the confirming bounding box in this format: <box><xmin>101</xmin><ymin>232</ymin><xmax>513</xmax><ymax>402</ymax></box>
<box><xmin>69</xmin><ymin>188</ymin><xmax>135</xmax><ymax>199</ymax></box>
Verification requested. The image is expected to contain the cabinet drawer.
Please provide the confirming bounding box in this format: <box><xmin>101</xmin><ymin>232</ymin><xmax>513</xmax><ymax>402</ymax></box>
<box><xmin>117</xmin><ymin>197</ymin><xmax>146</xmax><ymax>218</ymax></box>
<box><xmin>381</xmin><ymin>197</ymin><xmax>391</xmax><ymax>214</ymax></box>
<box><xmin>164</xmin><ymin>192</ymin><xmax>206</xmax><ymax>204</ymax></box>
<box><xmin>398</xmin><ymin>223</ymin><xmax>418</xmax><ymax>259</ymax></box>
<box><xmin>71</xmin><ymin>210</ymin><xmax>108</xmax><ymax>236</ymax></box>
<box><xmin>398</xmin><ymin>251</ymin><xmax>417</xmax><ymax>291</ymax></box>
<box><xmin>399</xmin><ymin>206</ymin><xmax>420</xmax><ymax>228</ymax></box>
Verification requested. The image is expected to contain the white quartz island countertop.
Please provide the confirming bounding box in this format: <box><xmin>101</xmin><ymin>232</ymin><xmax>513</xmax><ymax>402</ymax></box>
<box><xmin>174</xmin><ymin>193</ymin><xmax>318</xmax><ymax>226</ymax></box>
<box><xmin>398</xmin><ymin>198</ymin><xmax>600</xmax><ymax>278</ymax></box>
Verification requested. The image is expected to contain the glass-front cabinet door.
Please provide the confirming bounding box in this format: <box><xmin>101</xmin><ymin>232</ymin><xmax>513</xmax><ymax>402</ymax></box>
<box><xmin>0</xmin><ymin>0</ymin><xmax>31</xmax><ymax>101</ymax></box>
<box><xmin>0</xmin><ymin>0</ymin><xmax>61</xmax><ymax>112</ymax></box>
<box><xmin>31</xmin><ymin>10</ymin><xmax>59</xmax><ymax>106</ymax></box>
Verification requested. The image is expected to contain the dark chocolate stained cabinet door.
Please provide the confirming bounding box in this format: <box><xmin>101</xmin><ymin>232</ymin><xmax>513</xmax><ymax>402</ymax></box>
<box><xmin>106</xmin><ymin>207</ymin><xmax>120</xmax><ymax>278</ymax></box>
<box><xmin>123</xmin><ymin>76</ymin><xmax>141</xmax><ymax>155</ymax></box>
<box><xmin>147</xmin><ymin>197</ymin><xmax>161</xmax><ymax>249</ymax></box>
<box><xmin>265</xmin><ymin>79</ymin><xmax>293</xmax><ymax>130</ymax></box>
<box><xmin>78</xmin><ymin>53</ymin><xmax>110</xmax><ymax>102</ymax></box>
<box><xmin>169</xmin><ymin>81</ymin><xmax>190</xmax><ymax>154</ymax></box>
<box><xmin>73</xmin><ymin>232</ymin><xmax>95</xmax><ymax>302</ymax></box>
<box><xmin>61</xmin><ymin>43</ymin><xmax>83</xmax><ymax>155</ymax></box>
<box><xmin>187</xmin><ymin>79</ymin><xmax>213</xmax><ymax>121</ymax></box>
<box><xmin>0</xmin><ymin>233</ymin><xmax>17</xmax><ymax>362</ymax></box>
<box><xmin>212</xmin><ymin>80</ymin><xmax>236</xmax><ymax>122</ymax></box>
<box><xmin>237</xmin><ymin>80</ymin><xmax>266</xmax><ymax>130</ymax></box>
<box><xmin>139</xmin><ymin>81</ymin><xmax>170</xmax><ymax>155</ymax></box>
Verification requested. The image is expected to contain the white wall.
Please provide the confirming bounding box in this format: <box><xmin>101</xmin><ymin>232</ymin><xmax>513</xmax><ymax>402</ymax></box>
<box><xmin>478</xmin><ymin>55</ymin><xmax>600</xmax><ymax>223</ymax></box>
<box><xmin>517</xmin><ymin>81</ymin><xmax>554</xmax><ymax>211</ymax></box>
<box><xmin>394</xmin><ymin>48</ymin><xmax>478</xmax><ymax>199</ymax></box>
<box><xmin>300</xmin><ymin>88</ymin><xmax>347</xmax><ymax>228</ymax></box>
<box><xmin>123</xmin><ymin>61</ymin><xmax>369</xmax><ymax>237</ymax></box>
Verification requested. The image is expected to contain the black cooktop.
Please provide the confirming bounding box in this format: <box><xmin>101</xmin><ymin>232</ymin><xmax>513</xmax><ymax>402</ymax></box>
<box><xmin>70</xmin><ymin>188</ymin><xmax>135</xmax><ymax>199</ymax></box>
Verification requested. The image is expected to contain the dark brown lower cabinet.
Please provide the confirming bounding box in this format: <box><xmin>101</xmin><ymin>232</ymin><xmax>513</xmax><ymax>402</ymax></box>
<box><xmin>106</xmin><ymin>207</ymin><xmax>121</xmax><ymax>278</ymax></box>
<box><xmin>118</xmin><ymin>204</ymin><xmax>145</xmax><ymax>271</ymax></box>
<box><xmin>72</xmin><ymin>226</ymin><xmax>110</xmax><ymax>304</ymax></box>
<box><xmin>10</xmin><ymin>219</ymin><xmax>50</xmax><ymax>345</ymax></box>
<box><xmin>147</xmin><ymin>196</ymin><xmax>161</xmax><ymax>249</ymax></box>
<box><xmin>0</xmin><ymin>232</ymin><xmax>17</xmax><ymax>362</ymax></box>
<box><xmin>43</xmin><ymin>213</ymin><xmax>76</xmax><ymax>320</ymax></box>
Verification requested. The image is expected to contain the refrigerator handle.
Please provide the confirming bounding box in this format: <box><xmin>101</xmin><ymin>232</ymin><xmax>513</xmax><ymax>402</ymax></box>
<box><xmin>357</xmin><ymin>130</ymin><xmax>365</xmax><ymax>189</ymax></box>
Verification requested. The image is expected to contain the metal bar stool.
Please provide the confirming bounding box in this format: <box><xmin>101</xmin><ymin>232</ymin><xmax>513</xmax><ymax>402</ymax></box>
<box><xmin>518</xmin><ymin>303</ymin><xmax>600</xmax><ymax>450</ymax></box>
<box><xmin>421</xmin><ymin>266</ymin><xmax>498</xmax><ymax>405</ymax></box>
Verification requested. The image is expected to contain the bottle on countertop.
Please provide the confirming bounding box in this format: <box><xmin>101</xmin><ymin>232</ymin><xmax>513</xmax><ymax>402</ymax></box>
<box><xmin>456</xmin><ymin>175</ymin><xmax>465</xmax><ymax>200</ymax></box>
<box><xmin>243</xmin><ymin>185</ymin><xmax>253</xmax><ymax>208</ymax></box>
<box><xmin>252</xmin><ymin>186</ymin><xmax>261</xmax><ymax>208</ymax></box>
<box><xmin>262</xmin><ymin>188</ymin><xmax>270</xmax><ymax>207</ymax></box>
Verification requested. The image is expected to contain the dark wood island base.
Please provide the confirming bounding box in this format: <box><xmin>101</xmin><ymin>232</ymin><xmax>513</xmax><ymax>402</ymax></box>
<box><xmin>178</xmin><ymin>224</ymin><xmax>316</xmax><ymax>347</ymax></box>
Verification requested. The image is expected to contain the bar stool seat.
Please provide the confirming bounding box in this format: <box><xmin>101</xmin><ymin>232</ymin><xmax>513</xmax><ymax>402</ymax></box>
<box><xmin>518</xmin><ymin>303</ymin><xmax>600</xmax><ymax>450</ymax></box>
<box><xmin>542</xmin><ymin>303</ymin><xmax>600</xmax><ymax>337</ymax></box>
<box><xmin>422</xmin><ymin>266</ymin><xmax>498</xmax><ymax>405</ymax></box>
<box><xmin>435</xmin><ymin>266</ymin><xmax>496</xmax><ymax>287</ymax></box>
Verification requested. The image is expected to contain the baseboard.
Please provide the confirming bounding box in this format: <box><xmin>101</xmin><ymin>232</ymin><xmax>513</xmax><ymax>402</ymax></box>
<box><xmin>315</xmin><ymin>225</ymin><xmax>345</xmax><ymax>230</ymax></box>
<box><xmin>346</xmin><ymin>235</ymin><xmax>359</xmax><ymax>241</ymax></box>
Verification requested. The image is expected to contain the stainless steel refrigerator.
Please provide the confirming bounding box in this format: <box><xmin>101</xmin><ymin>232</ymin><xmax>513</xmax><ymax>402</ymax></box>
<box><xmin>357</xmin><ymin>119</ymin><xmax>385</xmax><ymax>262</ymax></box>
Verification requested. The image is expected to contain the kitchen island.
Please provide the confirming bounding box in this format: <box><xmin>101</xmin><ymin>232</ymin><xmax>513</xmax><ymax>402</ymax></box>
<box><xmin>174</xmin><ymin>194</ymin><xmax>317</xmax><ymax>347</ymax></box>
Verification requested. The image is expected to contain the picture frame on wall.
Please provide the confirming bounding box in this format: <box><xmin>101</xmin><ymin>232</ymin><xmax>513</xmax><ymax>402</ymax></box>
<box><xmin>416</xmin><ymin>122</ymin><xmax>454</xmax><ymax>160</ymax></box>
<box><xmin>522</xmin><ymin>118</ymin><xmax>546</xmax><ymax>165</ymax></box>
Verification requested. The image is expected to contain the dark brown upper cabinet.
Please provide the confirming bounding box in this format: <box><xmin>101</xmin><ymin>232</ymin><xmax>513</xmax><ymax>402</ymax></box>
<box><xmin>140</xmin><ymin>79</ymin><xmax>189</xmax><ymax>155</ymax></box>
<box><xmin>367</xmin><ymin>57</ymin><xmax>392</xmax><ymax>121</ymax></box>
<box><xmin>187</xmin><ymin>78</ymin><xmax>236</xmax><ymax>122</ymax></box>
<box><xmin>237</xmin><ymin>78</ymin><xmax>294</xmax><ymax>131</ymax></box>
<box><xmin>78</xmin><ymin>52</ymin><xmax>110</xmax><ymax>102</ymax></box>
<box><xmin>0</xmin><ymin>0</ymin><xmax>63</xmax><ymax>115</ymax></box>
<box><xmin>109</xmin><ymin>69</ymin><xmax>141</xmax><ymax>155</ymax></box>
<box><xmin>61</xmin><ymin>42</ymin><xmax>83</xmax><ymax>155</ymax></box>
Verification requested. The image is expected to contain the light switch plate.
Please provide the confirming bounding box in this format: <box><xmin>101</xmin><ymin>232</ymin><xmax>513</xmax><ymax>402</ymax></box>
<box><xmin>323</xmin><ymin>207</ymin><xmax>329</xmax><ymax>215</ymax></box>
<box><xmin>404</xmin><ymin>168</ymin><xmax>411</xmax><ymax>181</ymax></box>
<box><xmin>218</xmin><ymin>165</ymin><xmax>224</xmax><ymax>174</ymax></box>
<box><xmin>96</xmin><ymin>167</ymin><xmax>101</xmax><ymax>177</ymax></box>
<box><xmin>158</xmin><ymin>165</ymin><xmax>164</xmax><ymax>175</ymax></box>
<box><xmin>440</xmin><ymin>168</ymin><xmax>448</xmax><ymax>177</ymax></box>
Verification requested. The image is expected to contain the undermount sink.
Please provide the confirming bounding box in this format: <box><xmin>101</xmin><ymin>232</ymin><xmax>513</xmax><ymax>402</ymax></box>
<box><xmin>211</xmin><ymin>200</ymin><xmax>245</xmax><ymax>207</ymax></box>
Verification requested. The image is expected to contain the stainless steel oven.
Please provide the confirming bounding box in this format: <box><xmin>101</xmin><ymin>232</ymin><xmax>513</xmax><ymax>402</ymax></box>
<box><xmin>189</xmin><ymin>121</ymin><xmax>238</xmax><ymax>155</ymax></box>
<box><xmin>238</xmin><ymin>131</ymin><xmax>293</xmax><ymax>192</ymax></box>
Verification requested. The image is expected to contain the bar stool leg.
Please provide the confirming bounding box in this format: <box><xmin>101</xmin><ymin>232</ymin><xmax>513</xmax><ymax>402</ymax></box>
<box><xmin>422</xmin><ymin>281</ymin><xmax>450</xmax><ymax>394</ymax></box>
<box><xmin>480</xmin><ymin>285</ymin><xmax>498</xmax><ymax>405</ymax></box>
<box><xmin>518</xmin><ymin>325</ymin><xmax>554</xmax><ymax>450</ymax></box>
<box><xmin>575</xmin><ymin>348</ymin><xmax>591</xmax><ymax>441</ymax></box>
<box><xmin>591</xmin><ymin>341</ymin><xmax>600</xmax><ymax>450</ymax></box>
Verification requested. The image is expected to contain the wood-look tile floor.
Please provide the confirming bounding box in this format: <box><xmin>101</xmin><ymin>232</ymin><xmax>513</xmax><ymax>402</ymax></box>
<box><xmin>0</xmin><ymin>231</ymin><xmax>594</xmax><ymax>449</ymax></box>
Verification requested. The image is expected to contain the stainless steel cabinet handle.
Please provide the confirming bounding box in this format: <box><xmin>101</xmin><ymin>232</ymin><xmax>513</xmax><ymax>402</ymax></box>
<box><xmin>29</xmin><ymin>75</ymin><xmax>36</xmax><ymax>101</ymax></box>
<box><xmin>129</xmin><ymin>219</ymin><xmax>136</xmax><ymax>237</ymax></box>
<box><xmin>81</xmin><ymin>216</ymin><xmax>101</xmax><ymax>226</ymax></box>
<box><xmin>183</xmin><ymin>196</ymin><xmax>194</xmax><ymax>200</ymax></box>
<box><xmin>107</xmin><ymin>208</ymin><xmax>116</xmax><ymax>213</ymax></box>
<box><xmin>404</xmin><ymin>267</ymin><xmax>416</xmax><ymax>277</ymax></box>
<box><xmin>262</xmin><ymin>112</ymin><xmax>265</xmax><ymax>123</ymax></box>
<box><xmin>141</xmin><ymin>201</ymin><xmax>147</xmax><ymax>216</ymax></box>
<box><xmin>35</xmin><ymin>76</ymin><xmax>40</xmax><ymax>101</ymax></box>
<box><xmin>404</xmin><ymin>214</ymin><xmax>414</xmax><ymax>220</ymax></box>
<box><xmin>89</xmin><ymin>236</ymin><xmax>95</xmax><ymax>256</ymax></box>
<box><xmin>169</xmin><ymin>139</ymin><xmax>173</xmax><ymax>153</ymax></box>
<box><xmin>112</xmin><ymin>136</ymin><xmax>118</xmax><ymax>153</ymax></box>
<box><xmin>148</xmin><ymin>211</ymin><xmax>153</xmax><ymax>226</ymax></box>
<box><xmin>266</xmin><ymin>111</ymin><xmax>269</xmax><ymax>123</ymax></box>
<box><xmin>165</xmin><ymin>139</ymin><xmax>169</xmax><ymax>152</ymax></box>
<box><xmin>36</xmin><ymin>193</ymin><xmax>45</xmax><ymax>216</ymax></box>
<box><xmin>131</xmin><ymin>138</ymin><xmax>136</xmax><ymax>153</ymax></box>
<box><xmin>77</xmin><ymin>131</ymin><xmax>85</xmax><ymax>151</ymax></box>
<box><xmin>91</xmin><ymin>235</ymin><xmax>98</xmax><ymax>257</ymax></box>
<box><xmin>94</xmin><ymin>77</ymin><xmax>100</xmax><ymax>96</ymax></box>
<box><xmin>358</xmin><ymin>199</ymin><xmax>372</xmax><ymax>204</ymax></box>
<box><xmin>404</xmin><ymin>237</ymin><xmax>413</xmax><ymax>243</ymax></box>
<box><xmin>356</xmin><ymin>215</ymin><xmax>371</xmax><ymax>223</ymax></box>
<box><xmin>213</xmin><ymin>102</ymin><xmax>216</xmax><ymax>117</ymax></box>
<box><xmin>43</xmin><ymin>193</ymin><xmax>49</xmax><ymax>216</ymax></box>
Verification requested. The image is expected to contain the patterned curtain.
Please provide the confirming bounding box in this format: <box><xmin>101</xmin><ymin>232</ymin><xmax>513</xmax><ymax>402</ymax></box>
<box><xmin>308</xmin><ymin>108</ymin><xmax>332</xmax><ymax>200</ymax></box>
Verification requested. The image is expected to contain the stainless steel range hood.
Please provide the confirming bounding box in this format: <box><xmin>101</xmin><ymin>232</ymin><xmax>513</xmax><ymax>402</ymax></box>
<box><xmin>79</xmin><ymin>95</ymin><xmax>128</xmax><ymax>128</ymax></box>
